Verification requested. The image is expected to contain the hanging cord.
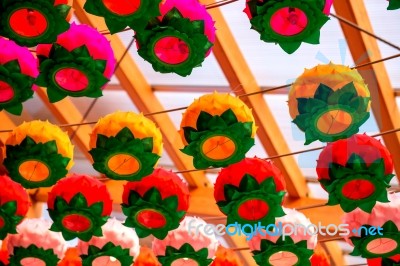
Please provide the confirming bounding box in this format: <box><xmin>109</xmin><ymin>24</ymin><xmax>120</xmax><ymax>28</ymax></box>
<box><xmin>69</xmin><ymin>37</ymin><xmax>136</xmax><ymax>140</ymax></box>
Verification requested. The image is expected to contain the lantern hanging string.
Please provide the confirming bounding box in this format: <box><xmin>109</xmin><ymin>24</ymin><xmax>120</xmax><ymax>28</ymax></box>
<box><xmin>1</xmin><ymin>52</ymin><xmax>398</xmax><ymax>134</ymax></box>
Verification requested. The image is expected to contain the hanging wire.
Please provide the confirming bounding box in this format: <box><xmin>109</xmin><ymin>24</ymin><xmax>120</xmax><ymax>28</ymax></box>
<box><xmin>331</xmin><ymin>13</ymin><xmax>400</xmax><ymax>51</ymax></box>
<box><xmin>69</xmin><ymin>37</ymin><xmax>136</xmax><ymax>140</ymax></box>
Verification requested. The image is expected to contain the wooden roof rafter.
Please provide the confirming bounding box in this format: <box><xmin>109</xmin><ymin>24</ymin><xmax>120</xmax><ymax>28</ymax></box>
<box><xmin>334</xmin><ymin>0</ymin><xmax>400</xmax><ymax>181</ymax></box>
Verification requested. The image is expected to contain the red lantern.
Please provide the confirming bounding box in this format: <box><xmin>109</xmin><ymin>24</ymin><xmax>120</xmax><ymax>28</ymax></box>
<box><xmin>214</xmin><ymin>158</ymin><xmax>286</xmax><ymax>226</ymax></box>
<box><xmin>0</xmin><ymin>0</ymin><xmax>73</xmax><ymax>47</ymax></box>
<box><xmin>310</xmin><ymin>245</ymin><xmax>330</xmax><ymax>266</ymax></box>
<box><xmin>316</xmin><ymin>134</ymin><xmax>394</xmax><ymax>213</ymax></box>
<box><xmin>367</xmin><ymin>255</ymin><xmax>400</xmax><ymax>265</ymax></box>
<box><xmin>47</xmin><ymin>174</ymin><xmax>113</xmax><ymax>241</ymax></box>
<box><xmin>122</xmin><ymin>168</ymin><xmax>189</xmax><ymax>239</ymax></box>
<box><xmin>0</xmin><ymin>175</ymin><xmax>30</xmax><ymax>240</ymax></box>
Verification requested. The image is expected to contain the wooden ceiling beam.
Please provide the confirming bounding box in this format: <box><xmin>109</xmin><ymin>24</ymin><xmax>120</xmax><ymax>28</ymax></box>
<box><xmin>206</xmin><ymin>4</ymin><xmax>308</xmax><ymax>198</ymax></box>
<box><xmin>74</xmin><ymin>0</ymin><xmax>210</xmax><ymax>188</ymax></box>
<box><xmin>35</xmin><ymin>88</ymin><xmax>92</xmax><ymax>161</ymax></box>
<box><xmin>334</xmin><ymin>0</ymin><xmax>400</xmax><ymax>181</ymax></box>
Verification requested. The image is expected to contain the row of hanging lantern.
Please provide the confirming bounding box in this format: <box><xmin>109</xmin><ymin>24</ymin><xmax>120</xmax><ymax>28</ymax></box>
<box><xmin>0</xmin><ymin>61</ymin><xmax>398</xmax><ymax>264</ymax></box>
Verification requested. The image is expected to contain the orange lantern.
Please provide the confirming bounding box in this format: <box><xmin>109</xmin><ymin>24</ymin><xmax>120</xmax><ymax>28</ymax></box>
<box><xmin>179</xmin><ymin>92</ymin><xmax>256</xmax><ymax>169</ymax></box>
<box><xmin>3</xmin><ymin>120</ymin><xmax>74</xmax><ymax>189</ymax></box>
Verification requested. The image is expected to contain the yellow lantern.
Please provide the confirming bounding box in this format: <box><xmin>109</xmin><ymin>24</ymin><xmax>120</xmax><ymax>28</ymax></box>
<box><xmin>179</xmin><ymin>92</ymin><xmax>257</xmax><ymax>169</ymax></box>
<box><xmin>89</xmin><ymin>111</ymin><xmax>163</xmax><ymax>181</ymax></box>
<box><xmin>4</xmin><ymin>120</ymin><xmax>73</xmax><ymax>188</ymax></box>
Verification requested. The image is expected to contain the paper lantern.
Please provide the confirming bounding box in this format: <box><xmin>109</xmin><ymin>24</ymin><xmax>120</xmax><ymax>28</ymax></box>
<box><xmin>0</xmin><ymin>38</ymin><xmax>38</xmax><ymax>115</ymax></box>
<box><xmin>152</xmin><ymin>216</ymin><xmax>219</xmax><ymax>265</ymax></box>
<box><xmin>214</xmin><ymin>158</ymin><xmax>286</xmax><ymax>226</ymax></box>
<box><xmin>0</xmin><ymin>0</ymin><xmax>72</xmax><ymax>47</ymax></box>
<box><xmin>179</xmin><ymin>92</ymin><xmax>256</xmax><ymax>169</ymax></box>
<box><xmin>316</xmin><ymin>134</ymin><xmax>394</xmax><ymax>213</ymax></box>
<box><xmin>134</xmin><ymin>247</ymin><xmax>161</xmax><ymax>266</ymax></box>
<box><xmin>58</xmin><ymin>248</ymin><xmax>82</xmax><ymax>266</ymax></box>
<box><xmin>343</xmin><ymin>193</ymin><xmax>400</xmax><ymax>259</ymax></box>
<box><xmin>0</xmin><ymin>175</ymin><xmax>30</xmax><ymax>240</ymax></box>
<box><xmin>4</xmin><ymin>120</ymin><xmax>74</xmax><ymax>189</ymax></box>
<box><xmin>84</xmin><ymin>0</ymin><xmax>162</xmax><ymax>33</ymax></box>
<box><xmin>244</xmin><ymin>0</ymin><xmax>330</xmax><ymax>54</ymax></box>
<box><xmin>47</xmin><ymin>174</ymin><xmax>113</xmax><ymax>241</ymax></box>
<box><xmin>248</xmin><ymin>208</ymin><xmax>317</xmax><ymax>266</ymax></box>
<box><xmin>0</xmin><ymin>240</ymin><xmax>8</xmax><ymax>266</ymax></box>
<box><xmin>77</xmin><ymin>218</ymin><xmax>140</xmax><ymax>266</ymax></box>
<box><xmin>310</xmin><ymin>245</ymin><xmax>330</xmax><ymax>266</ymax></box>
<box><xmin>89</xmin><ymin>111</ymin><xmax>163</xmax><ymax>181</ymax></box>
<box><xmin>7</xmin><ymin>218</ymin><xmax>67</xmax><ymax>265</ymax></box>
<box><xmin>36</xmin><ymin>23</ymin><xmax>116</xmax><ymax>103</ymax></box>
<box><xmin>367</xmin><ymin>255</ymin><xmax>400</xmax><ymax>266</ymax></box>
<box><xmin>122</xmin><ymin>168</ymin><xmax>189</xmax><ymax>239</ymax></box>
<box><xmin>135</xmin><ymin>0</ymin><xmax>215</xmax><ymax>76</ymax></box>
<box><xmin>211</xmin><ymin>246</ymin><xmax>243</xmax><ymax>266</ymax></box>
<box><xmin>288</xmin><ymin>63</ymin><xmax>371</xmax><ymax>144</ymax></box>
<box><xmin>388</xmin><ymin>0</ymin><xmax>400</xmax><ymax>10</ymax></box>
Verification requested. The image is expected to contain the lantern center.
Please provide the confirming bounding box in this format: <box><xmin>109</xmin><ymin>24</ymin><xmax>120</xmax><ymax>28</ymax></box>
<box><xmin>93</xmin><ymin>256</ymin><xmax>122</xmax><ymax>266</ymax></box>
<box><xmin>0</xmin><ymin>81</ymin><xmax>14</xmax><ymax>103</ymax></box>
<box><xmin>270</xmin><ymin>7</ymin><xmax>308</xmax><ymax>36</ymax></box>
<box><xmin>268</xmin><ymin>251</ymin><xmax>299</xmax><ymax>266</ymax></box>
<box><xmin>54</xmin><ymin>68</ymin><xmax>89</xmax><ymax>92</ymax></box>
<box><xmin>201</xmin><ymin>135</ymin><xmax>236</xmax><ymax>161</ymax></box>
<box><xmin>102</xmin><ymin>0</ymin><xmax>141</xmax><ymax>16</ymax></box>
<box><xmin>9</xmin><ymin>8</ymin><xmax>48</xmax><ymax>38</ymax></box>
<box><xmin>171</xmin><ymin>258</ymin><xmax>199</xmax><ymax>266</ymax></box>
<box><xmin>107</xmin><ymin>153</ymin><xmax>140</xmax><ymax>176</ymax></box>
<box><xmin>136</xmin><ymin>209</ymin><xmax>167</xmax><ymax>229</ymax></box>
<box><xmin>21</xmin><ymin>258</ymin><xmax>46</xmax><ymax>266</ymax></box>
<box><xmin>366</xmin><ymin>237</ymin><xmax>398</xmax><ymax>255</ymax></box>
<box><xmin>237</xmin><ymin>199</ymin><xmax>269</xmax><ymax>221</ymax></box>
<box><xmin>18</xmin><ymin>160</ymin><xmax>50</xmax><ymax>182</ymax></box>
<box><xmin>342</xmin><ymin>179</ymin><xmax>375</xmax><ymax>200</ymax></box>
<box><xmin>154</xmin><ymin>37</ymin><xmax>190</xmax><ymax>65</ymax></box>
<box><xmin>316</xmin><ymin>109</ymin><xmax>353</xmax><ymax>135</ymax></box>
<box><xmin>62</xmin><ymin>214</ymin><xmax>92</xmax><ymax>233</ymax></box>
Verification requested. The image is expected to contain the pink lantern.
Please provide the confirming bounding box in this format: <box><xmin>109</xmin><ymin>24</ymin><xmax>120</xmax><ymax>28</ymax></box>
<box><xmin>152</xmin><ymin>216</ymin><xmax>219</xmax><ymax>265</ymax></box>
<box><xmin>343</xmin><ymin>193</ymin><xmax>400</xmax><ymax>259</ymax></box>
<box><xmin>77</xmin><ymin>218</ymin><xmax>140</xmax><ymax>265</ymax></box>
<box><xmin>36</xmin><ymin>23</ymin><xmax>116</xmax><ymax>103</ymax></box>
<box><xmin>7</xmin><ymin>219</ymin><xmax>67</xmax><ymax>265</ymax></box>
<box><xmin>243</xmin><ymin>0</ymin><xmax>331</xmax><ymax>54</ymax></box>
<box><xmin>248</xmin><ymin>208</ymin><xmax>317</xmax><ymax>265</ymax></box>
<box><xmin>0</xmin><ymin>38</ymin><xmax>38</xmax><ymax>115</ymax></box>
<box><xmin>135</xmin><ymin>0</ymin><xmax>215</xmax><ymax>76</ymax></box>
